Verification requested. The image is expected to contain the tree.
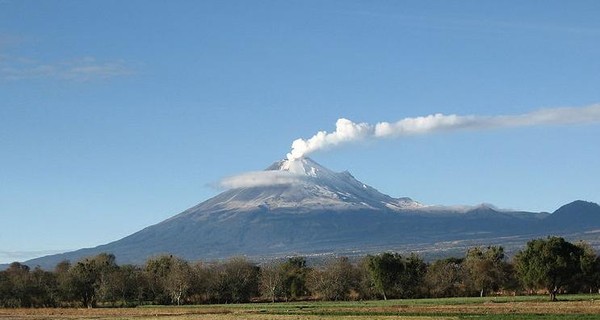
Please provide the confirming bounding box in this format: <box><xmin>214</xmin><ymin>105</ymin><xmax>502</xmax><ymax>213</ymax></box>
<box><xmin>515</xmin><ymin>237</ymin><xmax>584</xmax><ymax>301</ymax></box>
<box><xmin>425</xmin><ymin>257</ymin><xmax>467</xmax><ymax>298</ymax></box>
<box><xmin>164</xmin><ymin>258</ymin><xmax>193</xmax><ymax>305</ymax></box>
<box><xmin>54</xmin><ymin>260</ymin><xmax>74</xmax><ymax>306</ymax></box>
<box><xmin>361</xmin><ymin>253</ymin><xmax>427</xmax><ymax>300</ymax></box>
<box><xmin>307</xmin><ymin>257</ymin><xmax>358</xmax><ymax>301</ymax></box>
<box><xmin>209</xmin><ymin>257</ymin><xmax>259</xmax><ymax>303</ymax></box>
<box><xmin>69</xmin><ymin>253</ymin><xmax>118</xmax><ymax>308</ymax></box>
<box><xmin>574</xmin><ymin>241</ymin><xmax>600</xmax><ymax>293</ymax></box>
<box><xmin>259</xmin><ymin>262</ymin><xmax>285</xmax><ymax>302</ymax></box>
<box><xmin>188</xmin><ymin>262</ymin><xmax>210</xmax><ymax>304</ymax></box>
<box><xmin>365</xmin><ymin>253</ymin><xmax>404</xmax><ymax>300</ymax></box>
<box><xmin>67</xmin><ymin>253</ymin><xmax>118</xmax><ymax>308</ymax></box>
<box><xmin>280</xmin><ymin>257</ymin><xmax>310</xmax><ymax>300</ymax></box>
<box><xmin>98</xmin><ymin>264</ymin><xmax>144</xmax><ymax>306</ymax></box>
<box><xmin>0</xmin><ymin>269</ymin><xmax>10</xmax><ymax>307</ymax></box>
<box><xmin>355</xmin><ymin>258</ymin><xmax>378</xmax><ymax>300</ymax></box>
<box><xmin>400</xmin><ymin>253</ymin><xmax>427</xmax><ymax>298</ymax></box>
<box><xmin>1</xmin><ymin>262</ymin><xmax>32</xmax><ymax>307</ymax></box>
<box><xmin>145</xmin><ymin>255</ymin><xmax>172</xmax><ymax>304</ymax></box>
<box><xmin>464</xmin><ymin>246</ymin><xmax>509</xmax><ymax>297</ymax></box>
<box><xmin>145</xmin><ymin>255</ymin><xmax>194</xmax><ymax>305</ymax></box>
<box><xmin>29</xmin><ymin>267</ymin><xmax>58</xmax><ymax>307</ymax></box>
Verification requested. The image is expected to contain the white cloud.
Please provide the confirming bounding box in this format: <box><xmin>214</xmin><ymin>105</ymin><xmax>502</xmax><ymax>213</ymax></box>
<box><xmin>0</xmin><ymin>55</ymin><xmax>134</xmax><ymax>82</ymax></box>
<box><xmin>218</xmin><ymin>171</ymin><xmax>307</xmax><ymax>189</ymax></box>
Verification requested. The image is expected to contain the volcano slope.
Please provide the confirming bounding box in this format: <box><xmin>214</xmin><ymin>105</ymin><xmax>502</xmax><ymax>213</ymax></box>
<box><xmin>22</xmin><ymin>158</ymin><xmax>600</xmax><ymax>268</ymax></box>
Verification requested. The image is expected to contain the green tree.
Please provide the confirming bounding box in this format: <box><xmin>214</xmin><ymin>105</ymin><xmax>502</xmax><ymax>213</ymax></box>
<box><xmin>280</xmin><ymin>257</ymin><xmax>310</xmax><ymax>300</ymax></box>
<box><xmin>574</xmin><ymin>241</ymin><xmax>600</xmax><ymax>293</ymax></box>
<box><xmin>515</xmin><ymin>237</ymin><xmax>584</xmax><ymax>301</ymax></box>
<box><xmin>464</xmin><ymin>246</ymin><xmax>509</xmax><ymax>297</ymax></box>
<box><xmin>145</xmin><ymin>255</ymin><xmax>173</xmax><ymax>304</ymax></box>
<box><xmin>98</xmin><ymin>264</ymin><xmax>144</xmax><ymax>306</ymax></box>
<box><xmin>400</xmin><ymin>253</ymin><xmax>427</xmax><ymax>298</ymax></box>
<box><xmin>0</xmin><ymin>262</ymin><xmax>57</xmax><ymax>307</ymax></box>
<box><xmin>355</xmin><ymin>258</ymin><xmax>378</xmax><ymax>300</ymax></box>
<box><xmin>188</xmin><ymin>262</ymin><xmax>210</xmax><ymax>304</ymax></box>
<box><xmin>54</xmin><ymin>260</ymin><xmax>74</xmax><ymax>306</ymax></box>
<box><xmin>209</xmin><ymin>257</ymin><xmax>259</xmax><ymax>303</ymax></box>
<box><xmin>0</xmin><ymin>269</ymin><xmax>9</xmax><ymax>307</ymax></box>
<box><xmin>68</xmin><ymin>253</ymin><xmax>118</xmax><ymax>308</ymax></box>
<box><xmin>425</xmin><ymin>257</ymin><xmax>467</xmax><ymax>298</ymax></box>
<box><xmin>145</xmin><ymin>255</ymin><xmax>194</xmax><ymax>305</ymax></box>
<box><xmin>29</xmin><ymin>266</ymin><xmax>58</xmax><ymax>307</ymax></box>
<box><xmin>365</xmin><ymin>253</ymin><xmax>404</xmax><ymax>300</ymax></box>
<box><xmin>0</xmin><ymin>262</ymin><xmax>32</xmax><ymax>307</ymax></box>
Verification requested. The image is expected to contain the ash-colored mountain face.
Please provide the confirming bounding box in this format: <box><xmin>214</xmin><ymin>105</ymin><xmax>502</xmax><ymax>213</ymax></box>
<box><xmin>18</xmin><ymin>158</ymin><xmax>600</xmax><ymax>269</ymax></box>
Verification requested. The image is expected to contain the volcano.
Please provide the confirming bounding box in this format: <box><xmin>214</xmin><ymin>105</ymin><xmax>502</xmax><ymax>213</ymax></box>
<box><xmin>201</xmin><ymin>157</ymin><xmax>424</xmax><ymax>212</ymax></box>
<box><xmin>20</xmin><ymin>158</ymin><xmax>600</xmax><ymax>269</ymax></box>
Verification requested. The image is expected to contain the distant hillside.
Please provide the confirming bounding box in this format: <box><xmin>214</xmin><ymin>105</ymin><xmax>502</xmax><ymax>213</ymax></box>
<box><xmin>544</xmin><ymin>200</ymin><xmax>600</xmax><ymax>230</ymax></box>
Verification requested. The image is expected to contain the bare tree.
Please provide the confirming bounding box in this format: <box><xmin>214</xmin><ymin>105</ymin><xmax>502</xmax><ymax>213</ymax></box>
<box><xmin>259</xmin><ymin>262</ymin><xmax>284</xmax><ymax>302</ymax></box>
<box><xmin>307</xmin><ymin>257</ymin><xmax>357</xmax><ymax>301</ymax></box>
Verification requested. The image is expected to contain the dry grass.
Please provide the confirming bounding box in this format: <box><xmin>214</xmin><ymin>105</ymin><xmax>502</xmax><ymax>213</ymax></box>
<box><xmin>0</xmin><ymin>308</ymin><xmax>454</xmax><ymax>320</ymax></box>
<box><xmin>327</xmin><ymin>300</ymin><xmax>600</xmax><ymax>315</ymax></box>
<box><xmin>1</xmin><ymin>296</ymin><xmax>600</xmax><ymax>320</ymax></box>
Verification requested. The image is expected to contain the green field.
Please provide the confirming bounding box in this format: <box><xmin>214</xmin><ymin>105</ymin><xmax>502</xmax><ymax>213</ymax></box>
<box><xmin>2</xmin><ymin>295</ymin><xmax>600</xmax><ymax>319</ymax></box>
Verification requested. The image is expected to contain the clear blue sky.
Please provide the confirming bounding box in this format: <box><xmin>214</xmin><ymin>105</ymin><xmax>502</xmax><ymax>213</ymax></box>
<box><xmin>1</xmin><ymin>1</ymin><xmax>599</xmax><ymax>263</ymax></box>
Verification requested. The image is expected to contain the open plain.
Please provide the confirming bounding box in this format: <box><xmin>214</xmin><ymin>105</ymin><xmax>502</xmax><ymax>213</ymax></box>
<box><xmin>2</xmin><ymin>295</ymin><xmax>600</xmax><ymax>320</ymax></box>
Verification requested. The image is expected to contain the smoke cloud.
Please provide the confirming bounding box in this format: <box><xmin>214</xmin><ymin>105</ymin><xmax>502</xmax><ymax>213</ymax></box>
<box><xmin>287</xmin><ymin>104</ymin><xmax>600</xmax><ymax>160</ymax></box>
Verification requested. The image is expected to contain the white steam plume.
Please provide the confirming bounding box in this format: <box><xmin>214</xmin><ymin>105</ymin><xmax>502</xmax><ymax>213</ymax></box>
<box><xmin>287</xmin><ymin>104</ymin><xmax>600</xmax><ymax>160</ymax></box>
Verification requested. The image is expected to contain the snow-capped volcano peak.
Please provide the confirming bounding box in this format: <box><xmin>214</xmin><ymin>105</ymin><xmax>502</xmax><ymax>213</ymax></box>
<box><xmin>267</xmin><ymin>157</ymin><xmax>333</xmax><ymax>178</ymax></box>
<box><xmin>265</xmin><ymin>157</ymin><xmax>373</xmax><ymax>193</ymax></box>
<box><xmin>198</xmin><ymin>157</ymin><xmax>424</xmax><ymax>213</ymax></box>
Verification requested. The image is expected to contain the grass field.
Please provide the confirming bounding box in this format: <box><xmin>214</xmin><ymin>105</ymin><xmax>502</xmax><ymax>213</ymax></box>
<box><xmin>1</xmin><ymin>295</ymin><xmax>600</xmax><ymax>319</ymax></box>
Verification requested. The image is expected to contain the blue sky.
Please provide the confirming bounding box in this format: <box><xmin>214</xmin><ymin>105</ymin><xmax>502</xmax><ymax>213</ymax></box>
<box><xmin>1</xmin><ymin>1</ymin><xmax>599</xmax><ymax>264</ymax></box>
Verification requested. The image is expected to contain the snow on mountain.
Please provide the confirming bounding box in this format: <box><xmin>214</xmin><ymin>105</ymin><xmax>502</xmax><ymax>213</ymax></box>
<box><xmin>201</xmin><ymin>157</ymin><xmax>424</xmax><ymax>213</ymax></box>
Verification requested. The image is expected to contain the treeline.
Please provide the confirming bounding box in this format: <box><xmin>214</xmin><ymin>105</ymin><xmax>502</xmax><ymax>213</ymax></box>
<box><xmin>1</xmin><ymin>236</ymin><xmax>599</xmax><ymax>308</ymax></box>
